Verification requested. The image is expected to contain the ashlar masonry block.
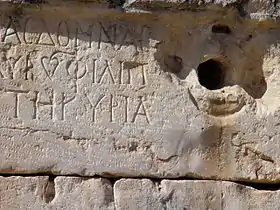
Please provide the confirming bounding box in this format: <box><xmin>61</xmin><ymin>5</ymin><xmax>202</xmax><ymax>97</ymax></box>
<box><xmin>0</xmin><ymin>1</ymin><xmax>280</xmax><ymax>181</ymax></box>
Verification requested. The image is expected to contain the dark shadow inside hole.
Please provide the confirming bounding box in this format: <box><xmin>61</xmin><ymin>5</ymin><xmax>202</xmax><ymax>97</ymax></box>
<box><xmin>197</xmin><ymin>59</ymin><xmax>225</xmax><ymax>90</ymax></box>
<box><xmin>43</xmin><ymin>176</ymin><xmax>56</xmax><ymax>203</ymax></box>
<box><xmin>212</xmin><ymin>24</ymin><xmax>231</xmax><ymax>34</ymax></box>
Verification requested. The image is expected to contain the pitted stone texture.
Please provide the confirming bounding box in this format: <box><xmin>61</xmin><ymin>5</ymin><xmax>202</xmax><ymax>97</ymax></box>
<box><xmin>222</xmin><ymin>181</ymin><xmax>280</xmax><ymax>209</ymax></box>
<box><xmin>114</xmin><ymin>179</ymin><xmax>221</xmax><ymax>209</ymax></box>
<box><xmin>1</xmin><ymin>177</ymin><xmax>280</xmax><ymax>209</ymax></box>
<box><xmin>0</xmin><ymin>176</ymin><xmax>114</xmax><ymax>210</ymax></box>
<box><xmin>0</xmin><ymin>3</ymin><xmax>280</xmax><ymax>181</ymax></box>
<box><xmin>114</xmin><ymin>179</ymin><xmax>280</xmax><ymax>210</ymax></box>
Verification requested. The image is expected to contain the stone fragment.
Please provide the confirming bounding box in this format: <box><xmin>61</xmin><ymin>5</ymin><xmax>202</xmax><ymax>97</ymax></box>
<box><xmin>0</xmin><ymin>176</ymin><xmax>114</xmax><ymax>210</ymax></box>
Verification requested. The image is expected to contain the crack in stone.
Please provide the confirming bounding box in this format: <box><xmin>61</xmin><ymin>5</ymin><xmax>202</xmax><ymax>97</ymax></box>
<box><xmin>187</xmin><ymin>88</ymin><xmax>200</xmax><ymax>111</ymax></box>
<box><xmin>157</xmin><ymin>155</ymin><xmax>178</xmax><ymax>162</ymax></box>
<box><xmin>244</xmin><ymin>146</ymin><xmax>275</xmax><ymax>163</ymax></box>
<box><xmin>2</xmin><ymin>174</ymin><xmax>280</xmax><ymax>191</ymax></box>
<box><xmin>0</xmin><ymin>126</ymin><xmax>92</xmax><ymax>141</ymax></box>
<box><xmin>159</xmin><ymin>189</ymin><xmax>174</xmax><ymax>210</ymax></box>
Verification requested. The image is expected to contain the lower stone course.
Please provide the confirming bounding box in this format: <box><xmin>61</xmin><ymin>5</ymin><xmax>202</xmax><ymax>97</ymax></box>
<box><xmin>0</xmin><ymin>176</ymin><xmax>279</xmax><ymax>210</ymax></box>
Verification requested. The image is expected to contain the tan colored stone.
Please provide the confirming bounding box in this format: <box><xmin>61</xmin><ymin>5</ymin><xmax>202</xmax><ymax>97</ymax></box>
<box><xmin>114</xmin><ymin>179</ymin><xmax>280</xmax><ymax>210</ymax></box>
<box><xmin>114</xmin><ymin>179</ymin><xmax>222</xmax><ymax>209</ymax></box>
<box><xmin>222</xmin><ymin>181</ymin><xmax>280</xmax><ymax>210</ymax></box>
<box><xmin>1</xmin><ymin>177</ymin><xmax>280</xmax><ymax>209</ymax></box>
<box><xmin>0</xmin><ymin>176</ymin><xmax>114</xmax><ymax>210</ymax></box>
<box><xmin>0</xmin><ymin>2</ymin><xmax>280</xmax><ymax>181</ymax></box>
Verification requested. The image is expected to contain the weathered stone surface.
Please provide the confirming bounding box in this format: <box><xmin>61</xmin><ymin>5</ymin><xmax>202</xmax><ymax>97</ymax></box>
<box><xmin>0</xmin><ymin>176</ymin><xmax>114</xmax><ymax>209</ymax></box>
<box><xmin>1</xmin><ymin>177</ymin><xmax>280</xmax><ymax>210</ymax></box>
<box><xmin>114</xmin><ymin>179</ymin><xmax>221</xmax><ymax>209</ymax></box>
<box><xmin>1</xmin><ymin>1</ymin><xmax>280</xmax><ymax>181</ymax></box>
<box><xmin>114</xmin><ymin>179</ymin><xmax>280</xmax><ymax>209</ymax></box>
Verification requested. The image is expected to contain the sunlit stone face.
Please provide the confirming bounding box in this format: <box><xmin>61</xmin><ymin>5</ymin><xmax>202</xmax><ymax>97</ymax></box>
<box><xmin>0</xmin><ymin>2</ymin><xmax>280</xmax><ymax>182</ymax></box>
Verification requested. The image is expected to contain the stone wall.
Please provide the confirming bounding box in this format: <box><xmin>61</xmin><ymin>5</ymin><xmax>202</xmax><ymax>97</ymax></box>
<box><xmin>1</xmin><ymin>176</ymin><xmax>280</xmax><ymax>209</ymax></box>
<box><xmin>1</xmin><ymin>0</ymin><xmax>280</xmax><ymax>209</ymax></box>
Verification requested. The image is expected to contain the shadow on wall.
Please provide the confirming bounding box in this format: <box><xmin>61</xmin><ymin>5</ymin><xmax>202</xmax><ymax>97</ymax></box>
<box><xmin>0</xmin><ymin>6</ymin><xmax>279</xmax><ymax>100</ymax></box>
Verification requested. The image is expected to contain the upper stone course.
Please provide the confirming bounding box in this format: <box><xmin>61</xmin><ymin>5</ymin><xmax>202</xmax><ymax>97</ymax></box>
<box><xmin>0</xmin><ymin>0</ymin><xmax>280</xmax><ymax>182</ymax></box>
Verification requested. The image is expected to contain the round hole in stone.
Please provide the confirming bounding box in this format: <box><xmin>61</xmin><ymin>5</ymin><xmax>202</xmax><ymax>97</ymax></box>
<box><xmin>212</xmin><ymin>24</ymin><xmax>231</xmax><ymax>34</ymax></box>
<box><xmin>197</xmin><ymin>59</ymin><xmax>225</xmax><ymax>90</ymax></box>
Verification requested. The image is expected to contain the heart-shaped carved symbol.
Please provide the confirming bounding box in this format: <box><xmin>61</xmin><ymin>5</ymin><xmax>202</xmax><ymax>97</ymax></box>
<box><xmin>41</xmin><ymin>55</ymin><xmax>59</xmax><ymax>80</ymax></box>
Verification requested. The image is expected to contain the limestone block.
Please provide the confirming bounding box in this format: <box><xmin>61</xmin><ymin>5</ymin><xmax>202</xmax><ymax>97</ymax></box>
<box><xmin>114</xmin><ymin>179</ymin><xmax>221</xmax><ymax>209</ymax></box>
<box><xmin>0</xmin><ymin>1</ymin><xmax>280</xmax><ymax>181</ymax></box>
<box><xmin>0</xmin><ymin>176</ymin><xmax>114</xmax><ymax>210</ymax></box>
<box><xmin>1</xmin><ymin>177</ymin><xmax>280</xmax><ymax>209</ymax></box>
<box><xmin>114</xmin><ymin>179</ymin><xmax>280</xmax><ymax>210</ymax></box>
<box><xmin>222</xmin><ymin>181</ymin><xmax>280</xmax><ymax>210</ymax></box>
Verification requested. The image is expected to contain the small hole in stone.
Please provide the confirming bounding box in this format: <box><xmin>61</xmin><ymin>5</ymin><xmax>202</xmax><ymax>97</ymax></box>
<box><xmin>197</xmin><ymin>59</ymin><xmax>225</xmax><ymax>90</ymax></box>
<box><xmin>212</xmin><ymin>24</ymin><xmax>231</xmax><ymax>34</ymax></box>
<box><xmin>43</xmin><ymin>176</ymin><xmax>56</xmax><ymax>203</ymax></box>
<box><xmin>246</xmin><ymin>34</ymin><xmax>253</xmax><ymax>41</ymax></box>
<box><xmin>164</xmin><ymin>55</ymin><xmax>183</xmax><ymax>74</ymax></box>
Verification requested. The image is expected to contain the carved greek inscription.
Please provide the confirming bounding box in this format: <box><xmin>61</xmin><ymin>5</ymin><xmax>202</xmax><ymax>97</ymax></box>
<box><xmin>22</xmin><ymin>53</ymin><xmax>34</xmax><ymax>80</ymax></box>
<box><xmin>2</xmin><ymin>89</ymin><xmax>37</xmax><ymax>119</ymax></box>
<box><xmin>0</xmin><ymin>16</ymin><xmax>153</xmax><ymax>125</ymax></box>
<box><xmin>119</xmin><ymin>61</ymin><xmax>147</xmax><ymax>85</ymax></box>
<box><xmin>3</xmin><ymin>88</ymin><xmax>150</xmax><ymax>124</ymax></box>
<box><xmin>86</xmin><ymin>94</ymin><xmax>106</xmax><ymax>123</ymax></box>
<box><xmin>85</xmin><ymin>93</ymin><xmax>150</xmax><ymax>124</ymax></box>
<box><xmin>92</xmin><ymin>60</ymin><xmax>148</xmax><ymax>86</ymax></box>
<box><xmin>117</xmin><ymin>24</ymin><xmax>143</xmax><ymax>51</ymax></box>
<box><xmin>1</xmin><ymin>16</ymin><xmax>148</xmax><ymax>51</ymax></box>
<box><xmin>97</xmin><ymin>60</ymin><xmax>116</xmax><ymax>84</ymax></box>
<box><xmin>3</xmin><ymin>88</ymin><xmax>75</xmax><ymax>121</ymax></box>
<box><xmin>0</xmin><ymin>54</ymin><xmax>21</xmax><ymax>79</ymax></box>
<box><xmin>37</xmin><ymin>91</ymin><xmax>75</xmax><ymax>121</ymax></box>
<box><xmin>24</xmin><ymin>17</ymin><xmax>55</xmax><ymax>46</ymax></box>
<box><xmin>57</xmin><ymin>20</ymin><xmax>70</xmax><ymax>47</ymax></box>
<box><xmin>1</xmin><ymin>17</ymin><xmax>21</xmax><ymax>44</ymax></box>
<box><xmin>28</xmin><ymin>91</ymin><xmax>39</xmax><ymax>119</ymax></box>
<box><xmin>13</xmin><ymin>91</ymin><xmax>19</xmax><ymax>118</ymax></box>
<box><xmin>98</xmin><ymin>22</ymin><xmax>144</xmax><ymax>51</ymax></box>
<box><xmin>98</xmin><ymin>22</ymin><xmax>116</xmax><ymax>49</ymax></box>
<box><xmin>132</xmin><ymin>96</ymin><xmax>150</xmax><ymax>124</ymax></box>
<box><xmin>41</xmin><ymin>53</ymin><xmax>59</xmax><ymax>80</ymax></box>
<box><xmin>0</xmin><ymin>50</ymin><xmax>34</xmax><ymax>81</ymax></box>
<box><xmin>110</xmin><ymin>94</ymin><xmax>117</xmax><ymax>122</ymax></box>
<box><xmin>37</xmin><ymin>88</ymin><xmax>54</xmax><ymax>120</ymax></box>
<box><xmin>55</xmin><ymin>92</ymin><xmax>75</xmax><ymax>121</ymax></box>
<box><xmin>40</xmin><ymin>51</ymin><xmax>88</xmax><ymax>82</ymax></box>
<box><xmin>75</xmin><ymin>22</ymin><xmax>93</xmax><ymax>48</ymax></box>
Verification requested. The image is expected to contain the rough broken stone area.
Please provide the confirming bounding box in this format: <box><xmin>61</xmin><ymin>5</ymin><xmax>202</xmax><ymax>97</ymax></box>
<box><xmin>0</xmin><ymin>176</ymin><xmax>115</xmax><ymax>209</ymax></box>
<box><xmin>2</xmin><ymin>0</ymin><xmax>280</xmax><ymax>182</ymax></box>
<box><xmin>0</xmin><ymin>176</ymin><xmax>279</xmax><ymax>210</ymax></box>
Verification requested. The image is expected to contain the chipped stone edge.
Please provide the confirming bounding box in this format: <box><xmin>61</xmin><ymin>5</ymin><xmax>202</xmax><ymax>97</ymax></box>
<box><xmin>0</xmin><ymin>0</ymin><xmax>279</xmax><ymax>21</ymax></box>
